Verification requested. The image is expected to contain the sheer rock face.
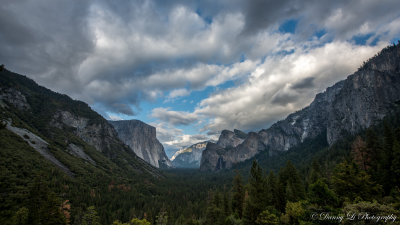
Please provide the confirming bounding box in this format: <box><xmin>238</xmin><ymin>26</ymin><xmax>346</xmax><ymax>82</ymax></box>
<box><xmin>217</xmin><ymin>129</ymin><xmax>247</xmax><ymax>148</ymax></box>
<box><xmin>201</xmin><ymin>44</ymin><xmax>400</xmax><ymax>171</ymax></box>
<box><xmin>109</xmin><ymin>120</ymin><xmax>172</xmax><ymax>168</ymax></box>
<box><xmin>171</xmin><ymin>141</ymin><xmax>210</xmax><ymax>168</ymax></box>
<box><xmin>51</xmin><ymin>110</ymin><xmax>121</xmax><ymax>157</ymax></box>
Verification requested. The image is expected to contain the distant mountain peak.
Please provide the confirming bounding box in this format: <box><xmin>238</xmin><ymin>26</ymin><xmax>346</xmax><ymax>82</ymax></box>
<box><xmin>171</xmin><ymin>140</ymin><xmax>212</xmax><ymax>168</ymax></box>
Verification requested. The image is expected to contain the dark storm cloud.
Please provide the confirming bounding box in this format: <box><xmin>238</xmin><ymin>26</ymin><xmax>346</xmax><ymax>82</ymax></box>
<box><xmin>111</xmin><ymin>103</ymin><xmax>135</xmax><ymax>116</ymax></box>
<box><xmin>241</xmin><ymin>0</ymin><xmax>400</xmax><ymax>39</ymax></box>
<box><xmin>206</xmin><ymin>130</ymin><xmax>220</xmax><ymax>136</ymax></box>
<box><xmin>1</xmin><ymin>0</ymin><xmax>399</xmax><ymax>120</ymax></box>
<box><xmin>271</xmin><ymin>91</ymin><xmax>299</xmax><ymax>106</ymax></box>
<box><xmin>151</xmin><ymin>108</ymin><xmax>197</xmax><ymax>126</ymax></box>
<box><xmin>292</xmin><ymin>77</ymin><xmax>315</xmax><ymax>89</ymax></box>
<box><xmin>0</xmin><ymin>0</ymin><xmax>93</xmax><ymax>94</ymax></box>
<box><xmin>242</xmin><ymin>0</ymin><xmax>300</xmax><ymax>34</ymax></box>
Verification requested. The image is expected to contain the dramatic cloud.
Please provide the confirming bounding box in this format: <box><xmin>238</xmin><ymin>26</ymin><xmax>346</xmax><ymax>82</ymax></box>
<box><xmin>164</xmin><ymin>134</ymin><xmax>210</xmax><ymax>149</ymax></box>
<box><xmin>151</xmin><ymin>108</ymin><xmax>198</xmax><ymax>126</ymax></box>
<box><xmin>291</xmin><ymin>77</ymin><xmax>315</xmax><ymax>90</ymax></box>
<box><xmin>1</xmin><ymin>0</ymin><xmax>399</xmax><ymax>151</ymax></box>
<box><xmin>195</xmin><ymin>41</ymin><xmax>388</xmax><ymax>132</ymax></box>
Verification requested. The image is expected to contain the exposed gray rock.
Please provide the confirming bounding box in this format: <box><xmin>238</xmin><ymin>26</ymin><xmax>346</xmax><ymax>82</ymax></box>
<box><xmin>201</xmin><ymin>44</ymin><xmax>400</xmax><ymax>171</ymax></box>
<box><xmin>171</xmin><ymin>141</ymin><xmax>210</xmax><ymax>168</ymax></box>
<box><xmin>0</xmin><ymin>88</ymin><xmax>30</xmax><ymax>110</ymax></box>
<box><xmin>67</xmin><ymin>143</ymin><xmax>96</xmax><ymax>165</ymax></box>
<box><xmin>6</xmin><ymin>121</ymin><xmax>74</xmax><ymax>176</ymax></box>
<box><xmin>109</xmin><ymin>120</ymin><xmax>172</xmax><ymax>168</ymax></box>
<box><xmin>217</xmin><ymin>129</ymin><xmax>247</xmax><ymax>148</ymax></box>
<box><xmin>200</xmin><ymin>132</ymin><xmax>264</xmax><ymax>171</ymax></box>
<box><xmin>51</xmin><ymin>110</ymin><xmax>121</xmax><ymax>155</ymax></box>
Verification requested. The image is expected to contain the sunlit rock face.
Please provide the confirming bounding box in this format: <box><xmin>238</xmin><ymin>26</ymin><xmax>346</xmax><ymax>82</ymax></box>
<box><xmin>109</xmin><ymin>120</ymin><xmax>172</xmax><ymax>168</ymax></box>
<box><xmin>171</xmin><ymin>141</ymin><xmax>211</xmax><ymax>168</ymax></box>
<box><xmin>201</xmin><ymin>44</ymin><xmax>400</xmax><ymax>171</ymax></box>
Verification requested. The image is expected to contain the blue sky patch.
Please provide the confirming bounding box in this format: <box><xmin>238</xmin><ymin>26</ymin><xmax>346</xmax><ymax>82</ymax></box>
<box><xmin>279</xmin><ymin>19</ymin><xmax>298</xmax><ymax>34</ymax></box>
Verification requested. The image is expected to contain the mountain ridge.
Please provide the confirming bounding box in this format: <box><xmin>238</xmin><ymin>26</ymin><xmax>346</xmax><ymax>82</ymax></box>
<box><xmin>200</xmin><ymin>43</ymin><xmax>400</xmax><ymax>171</ymax></box>
<box><xmin>0</xmin><ymin>68</ymin><xmax>160</xmax><ymax>176</ymax></box>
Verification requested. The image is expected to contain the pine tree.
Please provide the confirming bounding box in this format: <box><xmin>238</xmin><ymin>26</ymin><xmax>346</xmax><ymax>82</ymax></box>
<box><xmin>308</xmin><ymin>160</ymin><xmax>322</xmax><ymax>185</ymax></box>
<box><xmin>255</xmin><ymin>210</ymin><xmax>279</xmax><ymax>225</ymax></box>
<box><xmin>223</xmin><ymin>188</ymin><xmax>231</xmax><ymax>218</ymax></box>
<box><xmin>130</xmin><ymin>218</ymin><xmax>151</xmax><ymax>225</ymax></box>
<box><xmin>81</xmin><ymin>206</ymin><xmax>101</xmax><ymax>225</ymax></box>
<box><xmin>365</xmin><ymin>129</ymin><xmax>380</xmax><ymax>171</ymax></box>
<box><xmin>331</xmin><ymin>161</ymin><xmax>380</xmax><ymax>201</ymax></box>
<box><xmin>205</xmin><ymin>191</ymin><xmax>224</xmax><ymax>225</ymax></box>
<box><xmin>11</xmin><ymin>207</ymin><xmax>29</xmax><ymax>225</ymax></box>
<box><xmin>155</xmin><ymin>210</ymin><xmax>168</xmax><ymax>225</ymax></box>
<box><xmin>231</xmin><ymin>172</ymin><xmax>245</xmax><ymax>218</ymax></box>
<box><xmin>391</xmin><ymin>140</ymin><xmax>400</xmax><ymax>187</ymax></box>
<box><xmin>381</xmin><ymin>122</ymin><xmax>395</xmax><ymax>193</ymax></box>
<box><xmin>267</xmin><ymin>172</ymin><xmax>285</xmax><ymax>212</ymax></box>
<box><xmin>279</xmin><ymin>161</ymin><xmax>305</xmax><ymax>202</ymax></box>
<box><xmin>243</xmin><ymin>161</ymin><xmax>265</xmax><ymax>225</ymax></box>
<box><xmin>308</xmin><ymin>179</ymin><xmax>338</xmax><ymax>207</ymax></box>
<box><xmin>351</xmin><ymin>136</ymin><xmax>369</xmax><ymax>170</ymax></box>
<box><xmin>27</xmin><ymin>178</ymin><xmax>66</xmax><ymax>225</ymax></box>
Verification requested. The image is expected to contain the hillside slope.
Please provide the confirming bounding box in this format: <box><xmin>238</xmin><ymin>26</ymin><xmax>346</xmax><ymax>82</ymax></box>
<box><xmin>0</xmin><ymin>68</ymin><xmax>163</xmax><ymax>224</ymax></box>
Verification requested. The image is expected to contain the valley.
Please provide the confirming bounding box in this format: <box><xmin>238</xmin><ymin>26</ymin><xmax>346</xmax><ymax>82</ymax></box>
<box><xmin>1</xmin><ymin>43</ymin><xmax>400</xmax><ymax>224</ymax></box>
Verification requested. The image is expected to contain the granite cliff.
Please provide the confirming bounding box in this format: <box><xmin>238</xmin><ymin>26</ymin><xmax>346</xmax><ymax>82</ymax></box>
<box><xmin>200</xmin><ymin>44</ymin><xmax>400</xmax><ymax>171</ymax></box>
<box><xmin>109</xmin><ymin>120</ymin><xmax>172</xmax><ymax>168</ymax></box>
<box><xmin>171</xmin><ymin>141</ymin><xmax>211</xmax><ymax>168</ymax></box>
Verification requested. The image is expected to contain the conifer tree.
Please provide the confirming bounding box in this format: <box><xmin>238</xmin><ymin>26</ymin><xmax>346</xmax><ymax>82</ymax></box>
<box><xmin>266</xmin><ymin>172</ymin><xmax>285</xmax><ymax>212</ymax></box>
<box><xmin>391</xmin><ymin>140</ymin><xmax>400</xmax><ymax>187</ymax></box>
<box><xmin>255</xmin><ymin>210</ymin><xmax>279</xmax><ymax>225</ymax></box>
<box><xmin>82</xmin><ymin>206</ymin><xmax>101</xmax><ymax>225</ymax></box>
<box><xmin>27</xmin><ymin>178</ymin><xmax>66</xmax><ymax>225</ymax></box>
<box><xmin>279</xmin><ymin>161</ymin><xmax>305</xmax><ymax>202</ymax></box>
<box><xmin>11</xmin><ymin>207</ymin><xmax>29</xmax><ymax>225</ymax></box>
<box><xmin>205</xmin><ymin>192</ymin><xmax>224</xmax><ymax>225</ymax></box>
<box><xmin>331</xmin><ymin>161</ymin><xmax>379</xmax><ymax>201</ymax></box>
<box><xmin>381</xmin><ymin>123</ymin><xmax>395</xmax><ymax>193</ymax></box>
<box><xmin>223</xmin><ymin>188</ymin><xmax>231</xmax><ymax>218</ymax></box>
<box><xmin>308</xmin><ymin>179</ymin><xmax>338</xmax><ymax>207</ymax></box>
<box><xmin>155</xmin><ymin>210</ymin><xmax>168</xmax><ymax>225</ymax></box>
<box><xmin>243</xmin><ymin>161</ymin><xmax>265</xmax><ymax>225</ymax></box>
<box><xmin>308</xmin><ymin>160</ymin><xmax>322</xmax><ymax>185</ymax></box>
<box><xmin>231</xmin><ymin>172</ymin><xmax>245</xmax><ymax>218</ymax></box>
<box><xmin>365</xmin><ymin>129</ymin><xmax>380</xmax><ymax>171</ymax></box>
<box><xmin>351</xmin><ymin>136</ymin><xmax>369</xmax><ymax>170</ymax></box>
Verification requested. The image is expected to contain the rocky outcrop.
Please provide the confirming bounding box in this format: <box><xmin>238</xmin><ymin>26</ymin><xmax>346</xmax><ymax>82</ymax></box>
<box><xmin>200</xmin><ymin>132</ymin><xmax>264</xmax><ymax>171</ymax></box>
<box><xmin>109</xmin><ymin>120</ymin><xmax>172</xmax><ymax>168</ymax></box>
<box><xmin>217</xmin><ymin>129</ymin><xmax>247</xmax><ymax>148</ymax></box>
<box><xmin>0</xmin><ymin>88</ymin><xmax>31</xmax><ymax>110</ymax></box>
<box><xmin>171</xmin><ymin>141</ymin><xmax>210</xmax><ymax>168</ymax></box>
<box><xmin>67</xmin><ymin>143</ymin><xmax>96</xmax><ymax>165</ymax></box>
<box><xmin>201</xmin><ymin>44</ymin><xmax>400</xmax><ymax>171</ymax></box>
<box><xmin>51</xmin><ymin>110</ymin><xmax>124</xmax><ymax>158</ymax></box>
<box><xmin>6</xmin><ymin>121</ymin><xmax>74</xmax><ymax>176</ymax></box>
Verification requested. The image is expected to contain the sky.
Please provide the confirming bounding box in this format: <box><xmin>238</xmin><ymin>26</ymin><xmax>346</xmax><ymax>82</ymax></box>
<box><xmin>1</xmin><ymin>0</ymin><xmax>400</xmax><ymax>157</ymax></box>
